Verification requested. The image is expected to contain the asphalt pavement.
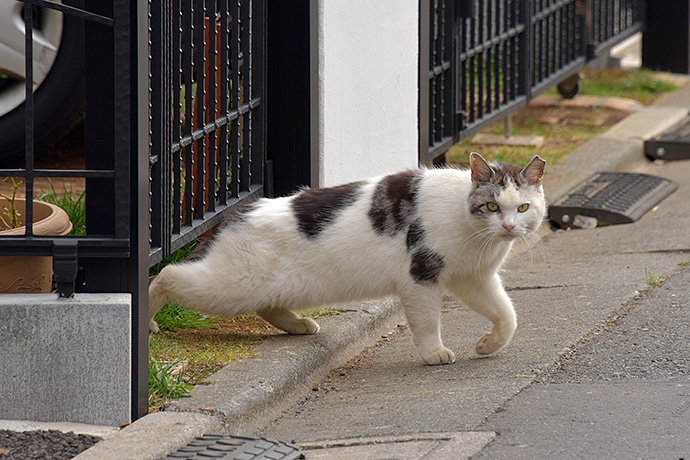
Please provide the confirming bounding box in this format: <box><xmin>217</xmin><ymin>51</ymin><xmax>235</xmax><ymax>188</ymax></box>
<box><xmin>32</xmin><ymin>80</ymin><xmax>690</xmax><ymax>459</ymax></box>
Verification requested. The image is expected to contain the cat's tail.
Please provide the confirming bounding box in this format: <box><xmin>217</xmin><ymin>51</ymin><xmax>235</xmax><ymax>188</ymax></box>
<box><xmin>148</xmin><ymin>265</ymin><xmax>176</xmax><ymax>333</ymax></box>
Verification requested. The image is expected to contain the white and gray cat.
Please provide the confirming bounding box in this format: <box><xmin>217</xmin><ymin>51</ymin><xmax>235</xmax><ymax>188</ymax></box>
<box><xmin>149</xmin><ymin>152</ymin><xmax>546</xmax><ymax>365</ymax></box>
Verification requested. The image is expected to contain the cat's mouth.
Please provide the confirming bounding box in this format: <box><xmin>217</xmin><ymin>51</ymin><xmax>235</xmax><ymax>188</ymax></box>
<box><xmin>499</xmin><ymin>231</ymin><xmax>519</xmax><ymax>241</ymax></box>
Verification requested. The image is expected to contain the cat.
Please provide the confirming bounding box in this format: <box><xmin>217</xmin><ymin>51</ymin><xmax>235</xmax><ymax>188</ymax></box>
<box><xmin>149</xmin><ymin>152</ymin><xmax>546</xmax><ymax>365</ymax></box>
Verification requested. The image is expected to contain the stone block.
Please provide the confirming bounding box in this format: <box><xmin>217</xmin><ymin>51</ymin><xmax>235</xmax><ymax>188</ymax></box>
<box><xmin>0</xmin><ymin>294</ymin><xmax>131</xmax><ymax>427</ymax></box>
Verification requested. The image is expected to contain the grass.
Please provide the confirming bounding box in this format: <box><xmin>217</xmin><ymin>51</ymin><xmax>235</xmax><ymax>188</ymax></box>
<box><xmin>148</xmin><ymin>307</ymin><xmax>339</xmax><ymax>411</ymax></box>
<box><xmin>568</xmin><ymin>67</ymin><xmax>679</xmax><ymax>104</ymax></box>
<box><xmin>644</xmin><ymin>268</ymin><xmax>666</xmax><ymax>287</ymax></box>
<box><xmin>38</xmin><ymin>181</ymin><xmax>86</xmax><ymax>235</ymax></box>
<box><xmin>446</xmin><ymin>67</ymin><xmax>680</xmax><ymax>167</ymax></box>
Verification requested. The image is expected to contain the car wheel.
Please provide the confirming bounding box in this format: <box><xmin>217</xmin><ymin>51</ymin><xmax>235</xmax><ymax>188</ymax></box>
<box><xmin>0</xmin><ymin>1</ymin><xmax>84</xmax><ymax>164</ymax></box>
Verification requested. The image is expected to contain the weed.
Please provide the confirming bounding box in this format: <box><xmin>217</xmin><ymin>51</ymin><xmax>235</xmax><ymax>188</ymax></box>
<box><xmin>148</xmin><ymin>356</ymin><xmax>197</xmax><ymax>411</ymax></box>
<box><xmin>39</xmin><ymin>181</ymin><xmax>86</xmax><ymax>235</ymax></box>
<box><xmin>0</xmin><ymin>177</ymin><xmax>22</xmax><ymax>229</ymax></box>
<box><xmin>644</xmin><ymin>268</ymin><xmax>666</xmax><ymax>287</ymax></box>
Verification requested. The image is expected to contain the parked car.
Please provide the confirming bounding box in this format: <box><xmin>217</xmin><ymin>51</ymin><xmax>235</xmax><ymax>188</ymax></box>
<box><xmin>0</xmin><ymin>1</ymin><xmax>84</xmax><ymax>164</ymax></box>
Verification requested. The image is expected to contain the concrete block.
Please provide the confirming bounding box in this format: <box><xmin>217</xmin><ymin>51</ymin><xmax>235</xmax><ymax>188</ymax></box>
<box><xmin>0</xmin><ymin>294</ymin><xmax>131</xmax><ymax>427</ymax></box>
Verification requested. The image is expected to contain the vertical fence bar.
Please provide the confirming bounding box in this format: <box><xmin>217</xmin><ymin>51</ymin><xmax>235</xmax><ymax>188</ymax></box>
<box><xmin>251</xmin><ymin>0</ymin><xmax>265</xmax><ymax>184</ymax></box>
<box><xmin>230</xmin><ymin>0</ymin><xmax>240</xmax><ymax>198</ymax></box>
<box><xmin>173</xmin><ymin>0</ymin><xmax>182</xmax><ymax>233</ymax></box>
<box><xmin>219</xmin><ymin>0</ymin><xmax>230</xmax><ymax>204</ymax></box>
<box><xmin>240</xmin><ymin>0</ymin><xmax>252</xmax><ymax>191</ymax></box>
<box><xmin>183</xmin><ymin>0</ymin><xmax>194</xmax><ymax>225</ymax></box>
<box><xmin>23</xmin><ymin>1</ymin><xmax>35</xmax><ymax>236</ymax></box>
<box><xmin>207</xmin><ymin>0</ymin><xmax>218</xmax><ymax>212</ymax></box>
<box><xmin>193</xmin><ymin>0</ymin><xmax>207</xmax><ymax>218</ymax></box>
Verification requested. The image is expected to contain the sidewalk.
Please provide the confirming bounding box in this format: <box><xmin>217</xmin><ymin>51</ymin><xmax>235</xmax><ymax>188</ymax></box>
<box><xmin>62</xmin><ymin>82</ymin><xmax>690</xmax><ymax>459</ymax></box>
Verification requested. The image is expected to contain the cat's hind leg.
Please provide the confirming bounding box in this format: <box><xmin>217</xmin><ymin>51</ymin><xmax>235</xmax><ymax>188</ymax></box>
<box><xmin>399</xmin><ymin>284</ymin><xmax>455</xmax><ymax>365</ymax></box>
<box><xmin>449</xmin><ymin>273</ymin><xmax>517</xmax><ymax>356</ymax></box>
<box><xmin>258</xmin><ymin>308</ymin><xmax>320</xmax><ymax>335</ymax></box>
<box><xmin>148</xmin><ymin>266</ymin><xmax>177</xmax><ymax>333</ymax></box>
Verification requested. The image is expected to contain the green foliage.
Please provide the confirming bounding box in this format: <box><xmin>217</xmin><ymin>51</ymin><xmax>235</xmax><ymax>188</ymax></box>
<box><xmin>0</xmin><ymin>177</ymin><xmax>22</xmax><ymax>229</ymax></box>
<box><xmin>148</xmin><ymin>356</ymin><xmax>194</xmax><ymax>409</ymax></box>
<box><xmin>154</xmin><ymin>302</ymin><xmax>219</xmax><ymax>332</ymax></box>
<box><xmin>577</xmin><ymin>68</ymin><xmax>678</xmax><ymax>104</ymax></box>
<box><xmin>644</xmin><ymin>268</ymin><xmax>666</xmax><ymax>287</ymax></box>
<box><xmin>39</xmin><ymin>181</ymin><xmax>86</xmax><ymax>235</ymax></box>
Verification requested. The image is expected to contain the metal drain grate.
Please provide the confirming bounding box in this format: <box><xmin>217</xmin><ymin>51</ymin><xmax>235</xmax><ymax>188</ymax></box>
<box><xmin>162</xmin><ymin>434</ymin><xmax>304</xmax><ymax>460</ymax></box>
<box><xmin>549</xmin><ymin>172</ymin><xmax>678</xmax><ymax>229</ymax></box>
<box><xmin>644</xmin><ymin>114</ymin><xmax>690</xmax><ymax>161</ymax></box>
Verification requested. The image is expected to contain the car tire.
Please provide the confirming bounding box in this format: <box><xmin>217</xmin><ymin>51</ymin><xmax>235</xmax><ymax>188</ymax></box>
<box><xmin>0</xmin><ymin>2</ymin><xmax>85</xmax><ymax>165</ymax></box>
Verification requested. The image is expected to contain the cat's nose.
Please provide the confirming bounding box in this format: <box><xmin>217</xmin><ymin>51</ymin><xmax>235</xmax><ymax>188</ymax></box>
<box><xmin>502</xmin><ymin>222</ymin><xmax>516</xmax><ymax>232</ymax></box>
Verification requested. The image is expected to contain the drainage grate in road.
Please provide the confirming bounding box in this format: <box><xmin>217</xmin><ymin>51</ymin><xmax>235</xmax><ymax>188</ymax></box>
<box><xmin>162</xmin><ymin>434</ymin><xmax>304</xmax><ymax>460</ymax></box>
<box><xmin>549</xmin><ymin>172</ymin><xmax>678</xmax><ymax>229</ymax></box>
<box><xmin>644</xmin><ymin>114</ymin><xmax>690</xmax><ymax>161</ymax></box>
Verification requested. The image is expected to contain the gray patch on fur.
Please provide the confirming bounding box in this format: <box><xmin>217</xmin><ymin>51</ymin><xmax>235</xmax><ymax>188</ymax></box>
<box><xmin>293</xmin><ymin>181</ymin><xmax>364</xmax><ymax>239</ymax></box>
<box><xmin>368</xmin><ymin>170</ymin><xmax>422</xmax><ymax>236</ymax></box>
<box><xmin>406</xmin><ymin>218</ymin><xmax>425</xmax><ymax>251</ymax></box>
<box><xmin>410</xmin><ymin>246</ymin><xmax>446</xmax><ymax>285</ymax></box>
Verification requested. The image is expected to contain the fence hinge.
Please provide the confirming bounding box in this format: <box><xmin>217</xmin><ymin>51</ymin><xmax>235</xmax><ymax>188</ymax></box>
<box><xmin>53</xmin><ymin>240</ymin><xmax>79</xmax><ymax>298</ymax></box>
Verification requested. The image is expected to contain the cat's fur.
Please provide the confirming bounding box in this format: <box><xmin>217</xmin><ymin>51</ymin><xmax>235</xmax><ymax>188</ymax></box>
<box><xmin>149</xmin><ymin>153</ymin><xmax>546</xmax><ymax>365</ymax></box>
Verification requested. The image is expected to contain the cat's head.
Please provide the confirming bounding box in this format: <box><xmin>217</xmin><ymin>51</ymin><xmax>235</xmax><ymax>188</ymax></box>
<box><xmin>467</xmin><ymin>152</ymin><xmax>546</xmax><ymax>241</ymax></box>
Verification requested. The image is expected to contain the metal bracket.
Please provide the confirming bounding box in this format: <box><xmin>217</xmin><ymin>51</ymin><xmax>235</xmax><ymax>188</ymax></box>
<box><xmin>53</xmin><ymin>240</ymin><xmax>79</xmax><ymax>298</ymax></box>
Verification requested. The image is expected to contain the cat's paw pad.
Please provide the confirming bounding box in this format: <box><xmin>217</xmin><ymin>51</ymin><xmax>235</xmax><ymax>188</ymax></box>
<box><xmin>475</xmin><ymin>333</ymin><xmax>504</xmax><ymax>355</ymax></box>
<box><xmin>421</xmin><ymin>346</ymin><xmax>456</xmax><ymax>365</ymax></box>
<box><xmin>149</xmin><ymin>319</ymin><xmax>160</xmax><ymax>334</ymax></box>
<box><xmin>286</xmin><ymin>317</ymin><xmax>320</xmax><ymax>335</ymax></box>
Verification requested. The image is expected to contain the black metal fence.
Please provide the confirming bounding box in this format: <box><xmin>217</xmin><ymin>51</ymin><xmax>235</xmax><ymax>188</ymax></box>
<box><xmin>149</xmin><ymin>0</ymin><xmax>266</xmax><ymax>266</ymax></box>
<box><xmin>420</xmin><ymin>0</ymin><xmax>645</xmax><ymax>164</ymax></box>
<box><xmin>0</xmin><ymin>1</ymin><xmax>132</xmax><ymax>293</ymax></box>
<box><xmin>0</xmin><ymin>0</ymin><xmax>265</xmax><ymax>420</ymax></box>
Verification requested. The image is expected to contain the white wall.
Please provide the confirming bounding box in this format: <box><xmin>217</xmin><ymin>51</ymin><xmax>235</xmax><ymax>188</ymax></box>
<box><xmin>313</xmin><ymin>0</ymin><xmax>419</xmax><ymax>188</ymax></box>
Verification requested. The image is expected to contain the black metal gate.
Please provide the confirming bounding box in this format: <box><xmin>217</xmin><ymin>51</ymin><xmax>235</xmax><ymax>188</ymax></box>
<box><xmin>149</xmin><ymin>0</ymin><xmax>266</xmax><ymax>265</ymax></box>
<box><xmin>420</xmin><ymin>0</ymin><xmax>645</xmax><ymax>164</ymax></box>
<box><xmin>0</xmin><ymin>0</ymin><xmax>266</xmax><ymax>421</ymax></box>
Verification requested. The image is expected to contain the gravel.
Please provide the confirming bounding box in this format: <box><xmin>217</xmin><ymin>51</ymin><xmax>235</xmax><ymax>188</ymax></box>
<box><xmin>0</xmin><ymin>430</ymin><xmax>100</xmax><ymax>460</ymax></box>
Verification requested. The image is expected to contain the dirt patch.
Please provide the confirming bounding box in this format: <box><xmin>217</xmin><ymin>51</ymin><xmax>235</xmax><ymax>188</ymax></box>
<box><xmin>516</xmin><ymin>105</ymin><xmax>629</xmax><ymax>128</ymax></box>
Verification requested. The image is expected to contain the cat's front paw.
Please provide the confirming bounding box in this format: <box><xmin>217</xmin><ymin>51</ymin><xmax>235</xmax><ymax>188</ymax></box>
<box><xmin>421</xmin><ymin>346</ymin><xmax>456</xmax><ymax>365</ymax></box>
<box><xmin>149</xmin><ymin>319</ymin><xmax>160</xmax><ymax>334</ymax></box>
<box><xmin>475</xmin><ymin>332</ymin><xmax>506</xmax><ymax>355</ymax></box>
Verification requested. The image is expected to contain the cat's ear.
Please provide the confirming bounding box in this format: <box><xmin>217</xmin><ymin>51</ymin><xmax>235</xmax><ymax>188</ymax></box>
<box><xmin>469</xmin><ymin>152</ymin><xmax>494</xmax><ymax>183</ymax></box>
<box><xmin>521</xmin><ymin>155</ymin><xmax>546</xmax><ymax>186</ymax></box>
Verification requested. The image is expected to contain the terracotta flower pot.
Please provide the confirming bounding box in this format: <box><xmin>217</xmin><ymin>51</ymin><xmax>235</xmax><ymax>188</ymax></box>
<box><xmin>0</xmin><ymin>198</ymin><xmax>73</xmax><ymax>293</ymax></box>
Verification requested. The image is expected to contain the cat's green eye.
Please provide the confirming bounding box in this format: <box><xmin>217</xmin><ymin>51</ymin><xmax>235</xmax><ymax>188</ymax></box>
<box><xmin>486</xmin><ymin>202</ymin><xmax>499</xmax><ymax>212</ymax></box>
<box><xmin>518</xmin><ymin>203</ymin><xmax>530</xmax><ymax>213</ymax></box>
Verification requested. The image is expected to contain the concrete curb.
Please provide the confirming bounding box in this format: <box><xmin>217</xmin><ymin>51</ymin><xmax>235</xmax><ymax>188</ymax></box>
<box><xmin>73</xmin><ymin>412</ymin><xmax>223</xmax><ymax>460</ymax></box>
<box><xmin>168</xmin><ymin>299</ymin><xmax>404</xmax><ymax>433</ymax></box>
<box><xmin>74</xmin><ymin>299</ymin><xmax>404</xmax><ymax>459</ymax></box>
<box><xmin>74</xmin><ymin>82</ymin><xmax>690</xmax><ymax>459</ymax></box>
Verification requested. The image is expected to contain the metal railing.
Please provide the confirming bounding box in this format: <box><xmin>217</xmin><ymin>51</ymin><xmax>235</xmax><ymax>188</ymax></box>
<box><xmin>420</xmin><ymin>0</ymin><xmax>645</xmax><ymax>164</ymax></box>
<box><xmin>0</xmin><ymin>0</ymin><xmax>266</xmax><ymax>421</ymax></box>
<box><xmin>0</xmin><ymin>1</ymin><xmax>132</xmax><ymax>295</ymax></box>
<box><xmin>149</xmin><ymin>0</ymin><xmax>265</xmax><ymax>266</ymax></box>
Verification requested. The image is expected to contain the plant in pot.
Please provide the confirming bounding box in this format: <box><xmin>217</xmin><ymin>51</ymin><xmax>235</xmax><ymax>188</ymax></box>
<box><xmin>0</xmin><ymin>178</ymin><xmax>73</xmax><ymax>293</ymax></box>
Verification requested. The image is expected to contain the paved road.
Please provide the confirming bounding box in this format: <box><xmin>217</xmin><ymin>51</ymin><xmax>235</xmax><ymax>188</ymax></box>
<box><xmin>475</xmin><ymin>266</ymin><xmax>690</xmax><ymax>460</ymax></box>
